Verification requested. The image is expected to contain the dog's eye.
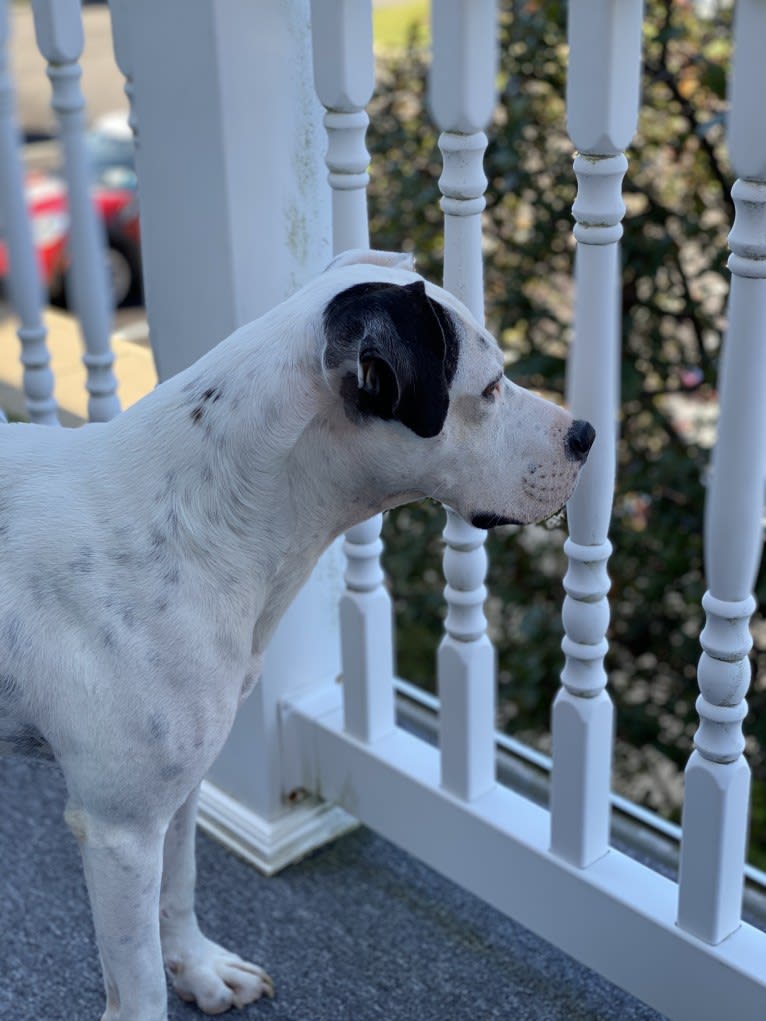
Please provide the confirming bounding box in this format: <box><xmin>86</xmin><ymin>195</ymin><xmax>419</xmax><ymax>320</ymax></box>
<box><xmin>481</xmin><ymin>375</ymin><xmax>503</xmax><ymax>400</ymax></box>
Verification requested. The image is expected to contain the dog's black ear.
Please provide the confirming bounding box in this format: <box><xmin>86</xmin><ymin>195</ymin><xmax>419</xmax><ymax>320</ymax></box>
<box><xmin>323</xmin><ymin>280</ymin><xmax>459</xmax><ymax>438</ymax></box>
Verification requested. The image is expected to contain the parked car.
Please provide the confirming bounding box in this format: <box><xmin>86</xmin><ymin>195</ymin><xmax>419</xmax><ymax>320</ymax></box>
<box><xmin>88</xmin><ymin>114</ymin><xmax>141</xmax><ymax>307</ymax></box>
<box><xmin>50</xmin><ymin>112</ymin><xmax>142</xmax><ymax>309</ymax></box>
<box><xmin>0</xmin><ymin>170</ymin><xmax>69</xmax><ymax>295</ymax></box>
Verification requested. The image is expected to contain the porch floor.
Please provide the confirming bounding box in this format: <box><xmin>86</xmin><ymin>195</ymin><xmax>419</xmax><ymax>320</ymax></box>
<box><xmin>1</xmin><ymin>755</ymin><xmax>665</xmax><ymax>1021</ymax></box>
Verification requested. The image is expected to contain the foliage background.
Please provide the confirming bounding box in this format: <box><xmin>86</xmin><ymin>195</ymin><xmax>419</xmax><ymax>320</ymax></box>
<box><xmin>366</xmin><ymin>0</ymin><xmax>766</xmax><ymax>866</ymax></box>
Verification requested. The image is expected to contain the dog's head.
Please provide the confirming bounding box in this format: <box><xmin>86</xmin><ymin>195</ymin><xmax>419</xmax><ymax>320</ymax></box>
<box><xmin>317</xmin><ymin>250</ymin><xmax>593</xmax><ymax>528</ymax></box>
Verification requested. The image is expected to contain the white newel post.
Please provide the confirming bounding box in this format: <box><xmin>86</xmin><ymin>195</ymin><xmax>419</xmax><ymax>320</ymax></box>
<box><xmin>430</xmin><ymin>0</ymin><xmax>497</xmax><ymax>801</ymax></box>
<box><xmin>115</xmin><ymin>0</ymin><xmax>349</xmax><ymax>873</ymax></box>
<box><xmin>677</xmin><ymin>0</ymin><xmax>766</xmax><ymax>944</ymax></box>
<box><xmin>310</xmin><ymin>1</ymin><xmax>396</xmax><ymax>744</ymax></box>
<box><xmin>31</xmin><ymin>0</ymin><xmax>120</xmax><ymax>423</ymax></box>
<box><xmin>0</xmin><ymin>0</ymin><xmax>57</xmax><ymax>425</ymax></box>
<box><xmin>549</xmin><ymin>0</ymin><xmax>643</xmax><ymax>867</ymax></box>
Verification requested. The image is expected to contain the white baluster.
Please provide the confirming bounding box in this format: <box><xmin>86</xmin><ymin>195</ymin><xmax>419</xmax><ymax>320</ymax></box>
<box><xmin>310</xmin><ymin>1</ymin><xmax>394</xmax><ymax>743</ymax></box>
<box><xmin>108</xmin><ymin>0</ymin><xmax>139</xmax><ymax>145</ymax></box>
<box><xmin>439</xmin><ymin>508</ymin><xmax>495</xmax><ymax>798</ymax></box>
<box><xmin>31</xmin><ymin>0</ymin><xmax>120</xmax><ymax>422</ymax></box>
<box><xmin>310</xmin><ymin>0</ymin><xmax>373</xmax><ymax>252</ymax></box>
<box><xmin>0</xmin><ymin>0</ymin><xmax>57</xmax><ymax>425</ymax></box>
<box><xmin>340</xmin><ymin>516</ymin><xmax>394</xmax><ymax>740</ymax></box>
<box><xmin>430</xmin><ymin>0</ymin><xmax>497</xmax><ymax>801</ymax></box>
<box><xmin>677</xmin><ymin>0</ymin><xmax>766</xmax><ymax>944</ymax></box>
<box><xmin>107</xmin><ymin>1</ymin><xmax>142</xmax><ymax>310</ymax></box>
<box><xmin>549</xmin><ymin>0</ymin><xmax>643</xmax><ymax>867</ymax></box>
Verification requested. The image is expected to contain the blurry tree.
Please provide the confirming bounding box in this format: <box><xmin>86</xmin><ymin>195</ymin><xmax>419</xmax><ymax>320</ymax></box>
<box><xmin>367</xmin><ymin>0</ymin><xmax>766</xmax><ymax>865</ymax></box>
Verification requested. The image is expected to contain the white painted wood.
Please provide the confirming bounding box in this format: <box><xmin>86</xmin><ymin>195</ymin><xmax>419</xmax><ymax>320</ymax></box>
<box><xmin>282</xmin><ymin>682</ymin><xmax>766</xmax><ymax>1021</ymax></box>
<box><xmin>677</xmin><ymin>7</ymin><xmax>766</xmax><ymax>942</ymax></box>
<box><xmin>107</xmin><ymin>1</ymin><xmax>138</xmax><ymax>146</ymax></box>
<box><xmin>727</xmin><ymin>0</ymin><xmax>766</xmax><ymax>180</ymax></box>
<box><xmin>566</xmin><ymin>0</ymin><xmax>644</xmax><ymax>155</ymax></box>
<box><xmin>340</xmin><ymin>516</ymin><xmax>395</xmax><ymax>742</ymax></box>
<box><xmin>309</xmin><ymin>0</ymin><xmax>397</xmax><ymax>749</ymax></box>
<box><xmin>394</xmin><ymin>675</ymin><xmax>766</xmax><ymax>911</ymax></box>
<box><xmin>437</xmin><ymin>130</ymin><xmax>489</xmax><ymax>318</ymax></box>
<box><xmin>439</xmin><ymin>509</ymin><xmax>495</xmax><ymax>799</ymax></box>
<box><xmin>119</xmin><ymin>3</ymin><xmax>344</xmax><ymax>860</ymax></box>
<box><xmin>677</xmin><ymin>175</ymin><xmax>766</xmax><ymax>943</ymax></box>
<box><xmin>550</xmin><ymin>239</ymin><xmax>622</xmax><ymax>868</ymax></box>
<box><xmin>197</xmin><ymin>780</ymin><xmax>356</xmax><ymax>877</ymax></box>
<box><xmin>0</xmin><ymin>0</ymin><xmax>57</xmax><ymax>425</ymax></box>
<box><xmin>430</xmin><ymin>0</ymin><xmax>496</xmax><ymax>317</ymax></box>
<box><xmin>430</xmin><ymin>1</ymin><xmax>498</xmax><ymax>802</ymax></box>
<box><xmin>310</xmin><ymin>0</ymin><xmax>373</xmax><ymax>252</ymax></box>
<box><xmin>31</xmin><ymin>0</ymin><xmax>120</xmax><ymax>422</ymax></box>
<box><xmin>551</xmin><ymin>0</ymin><xmax>643</xmax><ymax>867</ymax></box>
<box><xmin>430</xmin><ymin>0</ymin><xmax>497</xmax><ymax>136</ymax></box>
<box><xmin>107</xmin><ymin>0</ymin><xmax>143</xmax><ymax>339</ymax></box>
<box><xmin>126</xmin><ymin>0</ymin><xmax>331</xmax><ymax>377</ymax></box>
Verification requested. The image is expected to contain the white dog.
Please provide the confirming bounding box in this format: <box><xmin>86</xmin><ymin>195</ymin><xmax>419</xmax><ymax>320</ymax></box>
<box><xmin>0</xmin><ymin>251</ymin><xmax>593</xmax><ymax>1019</ymax></box>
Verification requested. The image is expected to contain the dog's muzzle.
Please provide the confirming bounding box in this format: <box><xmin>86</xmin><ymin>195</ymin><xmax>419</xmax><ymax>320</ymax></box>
<box><xmin>565</xmin><ymin>419</ymin><xmax>596</xmax><ymax>463</ymax></box>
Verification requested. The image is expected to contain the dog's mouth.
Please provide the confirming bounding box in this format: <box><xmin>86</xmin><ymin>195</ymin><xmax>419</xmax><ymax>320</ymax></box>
<box><xmin>470</xmin><ymin>511</ymin><xmax>524</xmax><ymax>530</ymax></box>
<box><xmin>471</xmin><ymin>502</ymin><xmax>570</xmax><ymax>531</ymax></box>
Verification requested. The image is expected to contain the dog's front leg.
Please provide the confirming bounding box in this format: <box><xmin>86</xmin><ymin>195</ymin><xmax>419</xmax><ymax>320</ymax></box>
<box><xmin>67</xmin><ymin>808</ymin><xmax>168</xmax><ymax>1021</ymax></box>
<box><xmin>160</xmin><ymin>784</ymin><xmax>274</xmax><ymax>1012</ymax></box>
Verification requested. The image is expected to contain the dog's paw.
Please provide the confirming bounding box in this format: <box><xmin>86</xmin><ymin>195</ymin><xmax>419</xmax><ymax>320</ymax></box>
<box><xmin>165</xmin><ymin>935</ymin><xmax>274</xmax><ymax>1014</ymax></box>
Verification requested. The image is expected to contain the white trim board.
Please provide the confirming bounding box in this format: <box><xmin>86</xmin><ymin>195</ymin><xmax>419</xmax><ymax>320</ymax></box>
<box><xmin>198</xmin><ymin>780</ymin><xmax>357</xmax><ymax>876</ymax></box>
<box><xmin>282</xmin><ymin>683</ymin><xmax>766</xmax><ymax>1021</ymax></box>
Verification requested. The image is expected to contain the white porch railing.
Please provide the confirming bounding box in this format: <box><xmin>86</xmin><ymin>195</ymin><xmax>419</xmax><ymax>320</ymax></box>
<box><xmin>0</xmin><ymin>0</ymin><xmax>119</xmax><ymax>423</ymax></box>
<box><xmin>0</xmin><ymin>1</ymin><xmax>764</xmax><ymax>1018</ymax></box>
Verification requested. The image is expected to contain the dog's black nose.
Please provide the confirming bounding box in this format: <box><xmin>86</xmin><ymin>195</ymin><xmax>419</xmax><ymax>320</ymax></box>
<box><xmin>565</xmin><ymin>419</ymin><xmax>596</xmax><ymax>462</ymax></box>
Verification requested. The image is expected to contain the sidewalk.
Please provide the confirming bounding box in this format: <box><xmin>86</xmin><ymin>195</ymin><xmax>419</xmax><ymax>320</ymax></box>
<box><xmin>0</xmin><ymin>308</ymin><xmax>157</xmax><ymax>426</ymax></box>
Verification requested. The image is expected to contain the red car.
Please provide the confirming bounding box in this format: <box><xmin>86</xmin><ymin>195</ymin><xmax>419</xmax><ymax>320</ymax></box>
<box><xmin>47</xmin><ymin>113</ymin><xmax>142</xmax><ymax>309</ymax></box>
<box><xmin>0</xmin><ymin>170</ymin><xmax>69</xmax><ymax>294</ymax></box>
<box><xmin>86</xmin><ymin>113</ymin><xmax>142</xmax><ymax>307</ymax></box>
<box><xmin>3</xmin><ymin>115</ymin><xmax>141</xmax><ymax>309</ymax></box>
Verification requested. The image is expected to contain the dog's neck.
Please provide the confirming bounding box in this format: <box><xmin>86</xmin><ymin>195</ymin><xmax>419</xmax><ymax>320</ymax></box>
<box><xmin>108</xmin><ymin>307</ymin><xmax>389</xmax><ymax>654</ymax></box>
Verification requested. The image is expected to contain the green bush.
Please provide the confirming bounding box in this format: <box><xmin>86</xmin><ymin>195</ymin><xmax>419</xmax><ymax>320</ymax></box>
<box><xmin>367</xmin><ymin>0</ymin><xmax>766</xmax><ymax>866</ymax></box>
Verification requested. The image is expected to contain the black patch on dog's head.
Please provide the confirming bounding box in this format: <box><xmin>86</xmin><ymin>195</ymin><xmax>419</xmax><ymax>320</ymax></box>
<box><xmin>323</xmin><ymin>281</ymin><xmax>460</xmax><ymax>438</ymax></box>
